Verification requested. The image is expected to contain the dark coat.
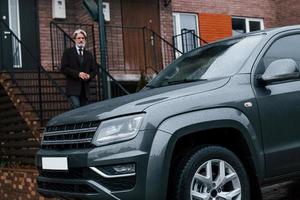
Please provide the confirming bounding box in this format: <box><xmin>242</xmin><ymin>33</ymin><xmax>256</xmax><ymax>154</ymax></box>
<box><xmin>61</xmin><ymin>47</ymin><xmax>97</xmax><ymax>98</ymax></box>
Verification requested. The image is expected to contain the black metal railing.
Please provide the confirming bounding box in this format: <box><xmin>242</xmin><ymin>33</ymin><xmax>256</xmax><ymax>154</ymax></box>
<box><xmin>173</xmin><ymin>29</ymin><xmax>208</xmax><ymax>54</ymax></box>
<box><xmin>0</xmin><ymin>18</ymin><xmax>73</xmax><ymax>126</ymax></box>
<box><xmin>144</xmin><ymin>27</ymin><xmax>183</xmax><ymax>73</ymax></box>
<box><xmin>50</xmin><ymin>21</ymin><xmax>129</xmax><ymax>99</ymax></box>
<box><xmin>50</xmin><ymin>22</ymin><xmax>183</xmax><ymax>78</ymax></box>
<box><xmin>50</xmin><ymin>22</ymin><xmax>96</xmax><ymax>70</ymax></box>
<box><xmin>105</xmin><ymin>25</ymin><xmax>183</xmax><ymax>75</ymax></box>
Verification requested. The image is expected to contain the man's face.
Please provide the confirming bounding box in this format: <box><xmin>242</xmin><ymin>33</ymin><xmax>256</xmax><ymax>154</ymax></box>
<box><xmin>75</xmin><ymin>33</ymin><xmax>86</xmax><ymax>48</ymax></box>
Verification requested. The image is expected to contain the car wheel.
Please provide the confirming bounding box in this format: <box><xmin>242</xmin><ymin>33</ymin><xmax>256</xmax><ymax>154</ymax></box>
<box><xmin>173</xmin><ymin>146</ymin><xmax>250</xmax><ymax>200</ymax></box>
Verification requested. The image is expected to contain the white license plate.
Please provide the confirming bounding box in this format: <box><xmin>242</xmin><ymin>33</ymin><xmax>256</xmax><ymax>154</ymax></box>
<box><xmin>42</xmin><ymin>157</ymin><xmax>68</xmax><ymax>170</ymax></box>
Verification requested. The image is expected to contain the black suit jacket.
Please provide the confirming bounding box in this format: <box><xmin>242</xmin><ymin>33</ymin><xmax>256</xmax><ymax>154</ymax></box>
<box><xmin>61</xmin><ymin>47</ymin><xmax>97</xmax><ymax>97</ymax></box>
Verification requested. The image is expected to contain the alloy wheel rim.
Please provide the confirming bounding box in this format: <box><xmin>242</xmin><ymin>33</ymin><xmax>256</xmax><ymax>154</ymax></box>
<box><xmin>190</xmin><ymin>159</ymin><xmax>241</xmax><ymax>200</ymax></box>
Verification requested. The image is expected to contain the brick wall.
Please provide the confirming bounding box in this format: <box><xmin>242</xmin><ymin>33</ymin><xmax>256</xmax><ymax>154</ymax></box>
<box><xmin>172</xmin><ymin>0</ymin><xmax>278</xmax><ymax>28</ymax></box>
<box><xmin>198</xmin><ymin>13</ymin><xmax>232</xmax><ymax>43</ymax></box>
<box><xmin>0</xmin><ymin>168</ymin><xmax>54</xmax><ymax>200</ymax></box>
<box><xmin>74</xmin><ymin>0</ymin><xmax>101</xmax><ymax>64</ymax></box>
<box><xmin>159</xmin><ymin>0</ymin><xmax>175</xmax><ymax>68</ymax></box>
<box><xmin>38</xmin><ymin>0</ymin><xmax>78</xmax><ymax>70</ymax></box>
<box><xmin>104</xmin><ymin>0</ymin><xmax>126</xmax><ymax>73</ymax></box>
<box><xmin>275</xmin><ymin>0</ymin><xmax>300</xmax><ymax>26</ymax></box>
<box><xmin>159</xmin><ymin>0</ymin><xmax>173</xmax><ymax>43</ymax></box>
<box><xmin>38</xmin><ymin>0</ymin><xmax>127</xmax><ymax>74</ymax></box>
<box><xmin>38</xmin><ymin>0</ymin><xmax>54</xmax><ymax>70</ymax></box>
<box><xmin>38</xmin><ymin>0</ymin><xmax>300</xmax><ymax>74</ymax></box>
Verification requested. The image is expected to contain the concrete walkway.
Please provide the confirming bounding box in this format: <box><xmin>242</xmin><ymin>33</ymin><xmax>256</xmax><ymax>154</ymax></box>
<box><xmin>262</xmin><ymin>180</ymin><xmax>300</xmax><ymax>200</ymax></box>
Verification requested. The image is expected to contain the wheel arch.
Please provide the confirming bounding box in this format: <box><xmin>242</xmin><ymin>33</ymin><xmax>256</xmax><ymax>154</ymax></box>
<box><xmin>167</xmin><ymin>127</ymin><xmax>262</xmax><ymax>199</ymax></box>
<box><xmin>145</xmin><ymin>107</ymin><xmax>263</xmax><ymax>200</ymax></box>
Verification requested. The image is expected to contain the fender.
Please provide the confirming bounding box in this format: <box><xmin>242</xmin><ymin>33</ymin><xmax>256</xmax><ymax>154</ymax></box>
<box><xmin>145</xmin><ymin>107</ymin><xmax>264</xmax><ymax>200</ymax></box>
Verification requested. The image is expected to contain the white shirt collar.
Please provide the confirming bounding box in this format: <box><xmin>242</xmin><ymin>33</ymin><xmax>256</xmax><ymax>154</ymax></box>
<box><xmin>76</xmin><ymin>45</ymin><xmax>84</xmax><ymax>55</ymax></box>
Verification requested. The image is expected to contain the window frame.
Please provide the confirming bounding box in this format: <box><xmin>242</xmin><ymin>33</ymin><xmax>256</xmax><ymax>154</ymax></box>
<box><xmin>256</xmin><ymin>33</ymin><xmax>300</xmax><ymax>75</ymax></box>
<box><xmin>172</xmin><ymin>12</ymin><xmax>200</xmax><ymax>56</ymax></box>
<box><xmin>8</xmin><ymin>0</ymin><xmax>22</xmax><ymax>68</ymax></box>
<box><xmin>232</xmin><ymin>16</ymin><xmax>264</xmax><ymax>34</ymax></box>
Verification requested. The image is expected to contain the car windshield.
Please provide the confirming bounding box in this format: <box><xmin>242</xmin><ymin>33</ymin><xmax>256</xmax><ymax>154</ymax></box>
<box><xmin>147</xmin><ymin>35</ymin><xmax>264</xmax><ymax>88</ymax></box>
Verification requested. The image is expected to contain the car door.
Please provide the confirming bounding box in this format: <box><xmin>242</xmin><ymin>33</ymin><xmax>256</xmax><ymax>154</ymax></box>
<box><xmin>254</xmin><ymin>33</ymin><xmax>300</xmax><ymax>177</ymax></box>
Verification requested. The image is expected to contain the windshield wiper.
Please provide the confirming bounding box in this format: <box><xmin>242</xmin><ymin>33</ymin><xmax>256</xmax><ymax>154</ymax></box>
<box><xmin>145</xmin><ymin>84</ymin><xmax>157</xmax><ymax>89</ymax></box>
<box><xmin>145</xmin><ymin>78</ymin><xmax>207</xmax><ymax>89</ymax></box>
<box><xmin>167</xmin><ymin>78</ymin><xmax>207</xmax><ymax>85</ymax></box>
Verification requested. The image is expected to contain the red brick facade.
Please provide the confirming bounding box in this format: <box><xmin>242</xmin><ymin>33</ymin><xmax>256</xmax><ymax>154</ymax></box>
<box><xmin>37</xmin><ymin>0</ymin><xmax>300</xmax><ymax>74</ymax></box>
<box><xmin>172</xmin><ymin>0</ymin><xmax>278</xmax><ymax>28</ymax></box>
<box><xmin>0</xmin><ymin>168</ymin><xmax>54</xmax><ymax>200</ymax></box>
<box><xmin>38</xmin><ymin>0</ymin><xmax>79</xmax><ymax>70</ymax></box>
<box><xmin>275</xmin><ymin>0</ymin><xmax>300</xmax><ymax>26</ymax></box>
<box><xmin>38</xmin><ymin>0</ymin><xmax>55</xmax><ymax>70</ymax></box>
<box><xmin>3</xmin><ymin>1</ymin><xmax>300</xmax><ymax>200</ymax></box>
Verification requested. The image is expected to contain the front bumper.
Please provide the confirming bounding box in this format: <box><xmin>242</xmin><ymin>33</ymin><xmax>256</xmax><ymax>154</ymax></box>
<box><xmin>36</xmin><ymin>130</ymin><xmax>154</xmax><ymax>200</ymax></box>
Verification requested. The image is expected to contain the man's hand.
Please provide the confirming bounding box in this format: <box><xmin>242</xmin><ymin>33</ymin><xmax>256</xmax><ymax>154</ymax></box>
<box><xmin>79</xmin><ymin>72</ymin><xmax>90</xmax><ymax>80</ymax></box>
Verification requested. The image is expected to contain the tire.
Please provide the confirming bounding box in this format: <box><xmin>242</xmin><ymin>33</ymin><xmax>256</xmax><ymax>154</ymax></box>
<box><xmin>172</xmin><ymin>146</ymin><xmax>250</xmax><ymax>200</ymax></box>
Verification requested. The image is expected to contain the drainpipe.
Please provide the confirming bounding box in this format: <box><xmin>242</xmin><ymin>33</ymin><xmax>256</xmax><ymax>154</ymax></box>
<box><xmin>97</xmin><ymin>0</ymin><xmax>110</xmax><ymax>99</ymax></box>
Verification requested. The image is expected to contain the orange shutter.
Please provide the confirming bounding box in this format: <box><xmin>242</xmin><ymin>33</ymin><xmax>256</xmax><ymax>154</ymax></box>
<box><xmin>198</xmin><ymin>13</ymin><xmax>232</xmax><ymax>44</ymax></box>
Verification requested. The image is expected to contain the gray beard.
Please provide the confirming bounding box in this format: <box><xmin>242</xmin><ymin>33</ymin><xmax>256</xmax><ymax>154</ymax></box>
<box><xmin>76</xmin><ymin>43</ymin><xmax>86</xmax><ymax>48</ymax></box>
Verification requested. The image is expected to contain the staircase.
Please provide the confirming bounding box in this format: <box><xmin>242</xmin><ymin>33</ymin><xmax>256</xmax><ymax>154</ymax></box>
<box><xmin>0</xmin><ymin>75</ymin><xmax>40</xmax><ymax>166</ymax></box>
<box><xmin>50</xmin><ymin>22</ymin><xmax>184</xmax><ymax>77</ymax></box>
<box><xmin>0</xmin><ymin>18</ymin><xmax>129</xmax><ymax>167</ymax></box>
<box><xmin>0</xmin><ymin>71</ymin><xmax>100</xmax><ymax>166</ymax></box>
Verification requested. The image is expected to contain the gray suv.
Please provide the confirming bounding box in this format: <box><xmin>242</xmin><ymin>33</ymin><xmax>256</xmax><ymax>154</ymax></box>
<box><xmin>36</xmin><ymin>25</ymin><xmax>300</xmax><ymax>200</ymax></box>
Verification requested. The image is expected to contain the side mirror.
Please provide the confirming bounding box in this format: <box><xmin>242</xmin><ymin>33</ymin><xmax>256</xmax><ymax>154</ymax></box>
<box><xmin>257</xmin><ymin>58</ymin><xmax>300</xmax><ymax>85</ymax></box>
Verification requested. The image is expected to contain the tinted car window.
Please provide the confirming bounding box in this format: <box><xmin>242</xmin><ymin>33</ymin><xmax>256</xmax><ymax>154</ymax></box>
<box><xmin>263</xmin><ymin>34</ymin><xmax>300</xmax><ymax>71</ymax></box>
<box><xmin>147</xmin><ymin>35</ymin><xmax>264</xmax><ymax>88</ymax></box>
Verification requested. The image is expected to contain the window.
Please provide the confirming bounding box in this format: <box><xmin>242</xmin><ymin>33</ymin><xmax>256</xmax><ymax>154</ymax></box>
<box><xmin>260</xmin><ymin>34</ymin><xmax>300</xmax><ymax>73</ymax></box>
<box><xmin>173</xmin><ymin>13</ymin><xmax>199</xmax><ymax>56</ymax></box>
<box><xmin>232</xmin><ymin>17</ymin><xmax>264</xmax><ymax>36</ymax></box>
<box><xmin>147</xmin><ymin>35</ymin><xmax>264</xmax><ymax>88</ymax></box>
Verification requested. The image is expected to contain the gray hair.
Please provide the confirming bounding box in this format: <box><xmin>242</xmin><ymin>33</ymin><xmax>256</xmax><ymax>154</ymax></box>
<box><xmin>72</xmin><ymin>29</ymin><xmax>87</xmax><ymax>39</ymax></box>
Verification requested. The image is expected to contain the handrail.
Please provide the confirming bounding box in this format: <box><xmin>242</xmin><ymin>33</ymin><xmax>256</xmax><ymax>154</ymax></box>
<box><xmin>0</xmin><ymin>18</ymin><xmax>44</xmax><ymax>122</ymax></box>
<box><xmin>144</xmin><ymin>27</ymin><xmax>183</xmax><ymax>55</ymax></box>
<box><xmin>51</xmin><ymin>22</ymin><xmax>196</xmax><ymax>92</ymax></box>
<box><xmin>50</xmin><ymin>21</ymin><xmax>130</xmax><ymax>97</ymax></box>
<box><xmin>173</xmin><ymin>29</ymin><xmax>209</xmax><ymax>45</ymax></box>
<box><xmin>98</xmin><ymin>64</ymin><xmax>130</xmax><ymax>95</ymax></box>
<box><xmin>0</xmin><ymin>20</ymin><xmax>70</xmax><ymax>101</ymax></box>
<box><xmin>0</xmin><ymin>18</ymin><xmax>74</xmax><ymax>125</ymax></box>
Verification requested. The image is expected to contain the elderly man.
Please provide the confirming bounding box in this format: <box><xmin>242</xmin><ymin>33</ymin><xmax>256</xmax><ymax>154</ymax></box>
<box><xmin>61</xmin><ymin>29</ymin><xmax>97</xmax><ymax>109</ymax></box>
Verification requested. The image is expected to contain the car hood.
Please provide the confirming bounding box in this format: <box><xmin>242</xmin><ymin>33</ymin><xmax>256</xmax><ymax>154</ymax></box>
<box><xmin>48</xmin><ymin>77</ymin><xmax>230</xmax><ymax>126</ymax></box>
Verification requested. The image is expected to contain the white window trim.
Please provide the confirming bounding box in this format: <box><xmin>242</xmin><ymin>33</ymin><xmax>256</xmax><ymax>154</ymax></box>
<box><xmin>173</xmin><ymin>13</ymin><xmax>183</xmax><ymax>54</ymax></box>
<box><xmin>232</xmin><ymin>16</ymin><xmax>264</xmax><ymax>33</ymax></box>
<box><xmin>173</xmin><ymin>12</ymin><xmax>200</xmax><ymax>57</ymax></box>
<box><xmin>8</xmin><ymin>0</ymin><xmax>22</xmax><ymax>68</ymax></box>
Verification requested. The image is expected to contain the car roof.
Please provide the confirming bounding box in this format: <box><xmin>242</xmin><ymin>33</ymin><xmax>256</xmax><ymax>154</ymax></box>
<box><xmin>238</xmin><ymin>24</ymin><xmax>300</xmax><ymax>37</ymax></box>
<box><xmin>205</xmin><ymin>24</ymin><xmax>300</xmax><ymax>44</ymax></box>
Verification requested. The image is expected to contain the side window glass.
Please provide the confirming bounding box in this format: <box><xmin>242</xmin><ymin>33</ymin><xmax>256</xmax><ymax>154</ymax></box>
<box><xmin>260</xmin><ymin>34</ymin><xmax>300</xmax><ymax>73</ymax></box>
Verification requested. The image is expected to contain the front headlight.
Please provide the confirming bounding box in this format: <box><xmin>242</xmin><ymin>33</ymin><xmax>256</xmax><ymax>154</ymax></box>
<box><xmin>92</xmin><ymin>114</ymin><xmax>144</xmax><ymax>146</ymax></box>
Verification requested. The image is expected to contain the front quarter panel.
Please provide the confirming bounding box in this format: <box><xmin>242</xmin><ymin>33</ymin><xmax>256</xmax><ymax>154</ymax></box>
<box><xmin>145</xmin><ymin>107</ymin><xmax>264</xmax><ymax>200</ymax></box>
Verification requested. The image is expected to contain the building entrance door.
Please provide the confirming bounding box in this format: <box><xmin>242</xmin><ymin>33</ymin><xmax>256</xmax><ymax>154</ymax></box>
<box><xmin>0</xmin><ymin>0</ymin><xmax>15</xmax><ymax>69</ymax></box>
<box><xmin>0</xmin><ymin>0</ymin><xmax>39</xmax><ymax>70</ymax></box>
<box><xmin>121</xmin><ymin>0</ymin><xmax>161</xmax><ymax>73</ymax></box>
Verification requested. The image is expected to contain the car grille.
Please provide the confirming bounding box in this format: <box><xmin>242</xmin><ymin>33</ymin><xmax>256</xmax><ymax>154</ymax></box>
<box><xmin>39</xmin><ymin>167</ymin><xmax>136</xmax><ymax>191</ymax></box>
<box><xmin>41</xmin><ymin>121</ymin><xmax>100</xmax><ymax>150</ymax></box>
<box><xmin>37</xmin><ymin>181</ymin><xmax>98</xmax><ymax>193</ymax></box>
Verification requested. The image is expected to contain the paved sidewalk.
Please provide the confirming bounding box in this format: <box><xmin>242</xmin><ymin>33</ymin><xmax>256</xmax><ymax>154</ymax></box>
<box><xmin>262</xmin><ymin>180</ymin><xmax>300</xmax><ymax>200</ymax></box>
